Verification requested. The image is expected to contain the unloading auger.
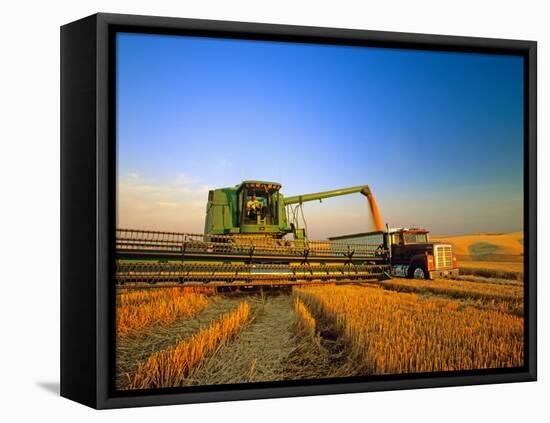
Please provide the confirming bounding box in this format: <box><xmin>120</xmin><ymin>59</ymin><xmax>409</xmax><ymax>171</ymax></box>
<box><xmin>116</xmin><ymin>181</ymin><xmax>390</xmax><ymax>287</ymax></box>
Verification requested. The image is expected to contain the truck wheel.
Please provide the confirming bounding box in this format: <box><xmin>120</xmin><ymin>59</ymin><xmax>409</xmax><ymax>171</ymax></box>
<box><xmin>409</xmin><ymin>264</ymin><xmax>428</xmax><ymax>280</ymax></box>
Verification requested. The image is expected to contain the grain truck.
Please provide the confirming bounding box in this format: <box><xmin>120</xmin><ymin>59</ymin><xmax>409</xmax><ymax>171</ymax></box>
<box><xmin>329</xmin><ymin>227</ymin><xmax>459</xmax><ymax>279</ymax></box>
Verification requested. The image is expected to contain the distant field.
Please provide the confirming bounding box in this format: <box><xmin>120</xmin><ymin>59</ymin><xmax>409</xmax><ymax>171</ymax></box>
<box><xmin>431</xmin><ymin>231</ymin><xmax>523</xmax><ymax>262</ymax></box>
<box><xmin>430</xmin><ymin>232</ymin><xmax>524</xmax><ymax>280</ymax></box>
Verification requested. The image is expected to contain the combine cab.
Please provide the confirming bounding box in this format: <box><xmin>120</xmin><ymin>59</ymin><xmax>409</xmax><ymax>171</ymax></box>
<box><xmin>116</xmin><ymin>180</ymin><xmax>391</xmax><ymax>287</ymax></box>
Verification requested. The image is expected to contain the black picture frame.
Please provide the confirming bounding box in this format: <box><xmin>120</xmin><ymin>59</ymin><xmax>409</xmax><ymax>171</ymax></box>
<box><xmin>60</xmin><ymin>12</ymin><xmax>537</xmax><ymax>409</ymax></box>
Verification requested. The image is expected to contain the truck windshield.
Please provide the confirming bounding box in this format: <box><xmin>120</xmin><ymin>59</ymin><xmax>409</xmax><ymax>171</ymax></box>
<box><xmin>403</xmin><ymin>233</ymin><xmax>428</xmax><ymax>244</ymax></box>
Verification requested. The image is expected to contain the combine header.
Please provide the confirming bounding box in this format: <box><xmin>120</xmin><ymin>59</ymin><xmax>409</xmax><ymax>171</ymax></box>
<box><xmin>116</xmin><ymin>181</ymin><xmax>390</xmax><ymax>287</ymax></box>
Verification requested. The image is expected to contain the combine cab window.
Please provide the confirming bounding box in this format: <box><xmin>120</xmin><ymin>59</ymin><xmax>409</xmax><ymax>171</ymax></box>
<box><xmin>403</xmin><ymin>233</ymin><xmax>428</xmax><ymax>244</ymax></box>
<box><xmin>241</xmin><ymin>187</ymin><xmax>277</xmax><ymax>225</ymax></box>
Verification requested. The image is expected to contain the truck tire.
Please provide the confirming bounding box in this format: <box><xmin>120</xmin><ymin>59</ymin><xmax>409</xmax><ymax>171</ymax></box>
<box><xmin>408</xmin><ymin>263</ymin><xmax>429</xmax><ymax>280</ymax></box>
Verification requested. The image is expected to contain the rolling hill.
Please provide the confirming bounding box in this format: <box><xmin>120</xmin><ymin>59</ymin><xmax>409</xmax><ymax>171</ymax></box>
<box><xmin>430</xmin><ymin>231</ymin><xmax>523</xmax><ymax>262</ymax></box>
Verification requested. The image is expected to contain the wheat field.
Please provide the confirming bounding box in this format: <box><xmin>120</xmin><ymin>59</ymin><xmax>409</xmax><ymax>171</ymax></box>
<box><xmin>293</xmin><ymin>298</ymin><xmax>317</xmax><ymax>339</ymax></box>
<box><xmin>128</xmin><ymin>301</ymin><xmax>251</xmax><ymax>389</ymax></box>
<box><xmin>116</xmin><ymin>267</ymin><xmax>525</xmax><ymax>389</ymax></box>
<box><xmin>116</xmin><ymin>287</ymin><xmax>211</xmax><ymax>338</ymax></box>
<box><xmin>295</xmin><ymin>285</ymin><xmax>523</xmax><ymax>374</ymax></box>
<box><xmin>377</xmin><ymin>278</ymin><xmax>523</xmax><ymax>315</ymax></box>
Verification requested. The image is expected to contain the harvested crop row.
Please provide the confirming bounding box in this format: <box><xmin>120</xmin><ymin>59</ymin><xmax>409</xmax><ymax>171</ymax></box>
<box><xmin>293</xmin><ymin>298</ymin><xmax>316</xmax><ymax>339</ymax></box>
<box><xmin>128</xmin><ymin>301</ymin><xmax>250</xmax><ymax>389</ymax></box>
<box><xmin>295</xmin><ymin>286</ymin><xmax>523</xmax><ymax>374</ymax></box>
<box><xmin>459</xmin><ymin>264</ymin><xmax>523</xmax><ymax>281</ymax></box>
<box><xmin>117</xmin><ymin>286</ymin><xmax>214</xmax><ymax>307</ymax></box>
<box><xmin>455</xmin><ymin>275</ymin><xmax>523</xmax><ymax>287</ymax></box>
<box><xmin>117</xmin><ymin>288</ymin><xmax>210</xmax><ymax>337</ymax></box>
<box><xmin>379</xmin><ymin>278</ymin><xmax>522</xmax><ymax>304</ymax></box>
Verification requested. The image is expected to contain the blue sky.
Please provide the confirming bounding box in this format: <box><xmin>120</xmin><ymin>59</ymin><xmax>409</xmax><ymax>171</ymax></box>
<box><xmin>116</xmin><ymin>32</ymin><xmax>524</xmax><ymax>238</ymax></box>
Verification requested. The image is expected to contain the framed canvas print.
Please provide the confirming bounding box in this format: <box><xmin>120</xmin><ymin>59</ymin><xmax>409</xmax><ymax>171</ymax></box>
<box><xmin>60</xmin><ymin>13</ymin><xmax>537</xmax><ymax>409</ymax></box>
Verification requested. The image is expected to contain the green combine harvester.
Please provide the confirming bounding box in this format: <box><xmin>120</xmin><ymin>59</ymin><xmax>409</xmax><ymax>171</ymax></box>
<box><xmin>116</xmin><ymin>180</ymin><xmax>390</xmax><ymax>287</ymax></box>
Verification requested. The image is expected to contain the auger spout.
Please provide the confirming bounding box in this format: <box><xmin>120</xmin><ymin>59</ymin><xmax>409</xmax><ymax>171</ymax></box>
<box><xmin>284</xmin><ymin>185</ymin><xmax>371</xmax><ymax>205</ymax></box>
<box><xmin>284</xmin><ymin>184</ymin><xmax>384</xmax><ymax>231</ymax></box>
